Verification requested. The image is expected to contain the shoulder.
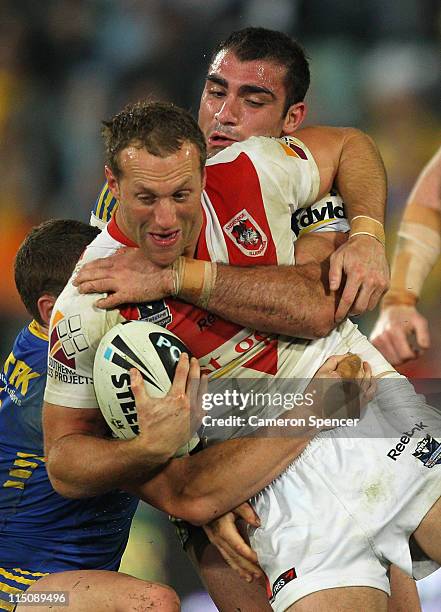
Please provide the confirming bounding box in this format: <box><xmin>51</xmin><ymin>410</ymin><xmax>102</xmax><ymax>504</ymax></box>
<box><xmin>207</xmin><ymin>136</ymin><xmax>314</xmax><ymax>164</ymax></box>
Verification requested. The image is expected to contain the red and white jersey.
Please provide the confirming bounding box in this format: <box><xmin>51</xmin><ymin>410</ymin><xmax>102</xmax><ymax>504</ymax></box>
<box><xmin>45</xmin><ymin>136</ymin><xmax>353</xmax><ymax>411</ymax></box>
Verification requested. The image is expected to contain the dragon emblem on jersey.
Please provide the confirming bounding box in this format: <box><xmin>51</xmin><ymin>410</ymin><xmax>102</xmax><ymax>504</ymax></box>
<box><xmin>413</xmin><ymin>434</ymin><xmax>441</xmax><ymax>468</ymax></box>
<box><xmin>223</xmin><ymin>209</ymin><xmax>268</xmax><ymax>257</ymax></box>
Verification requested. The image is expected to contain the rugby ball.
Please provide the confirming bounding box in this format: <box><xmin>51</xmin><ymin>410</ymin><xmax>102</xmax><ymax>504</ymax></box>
<box><xmin>93</xmin><ymin>320</ymin><xmax>198</xmax><ymax>455</ymax></box>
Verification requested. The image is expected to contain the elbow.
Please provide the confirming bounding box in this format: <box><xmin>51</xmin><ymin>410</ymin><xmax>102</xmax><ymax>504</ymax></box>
<box><xmin>284</xmin><ymin>309</ymin><xmax>336</xmax><ymax>340</ymax></box>
<box><xmin>310</xmin><ymin>313</ymin><xmax>336</xmax><ymax>338</ymax></box>
<box><xmin>176</xmin><ymin>497</ymin><xmax>221</xmax><ymax>526</ymax></box>
<box><xmin>47</xmin><ymin>474</ymin><xmax>89</xmax><ymax>499</ymax></box>
<box><xmin>47</xmin><ymin>457</ymin><xmax>91</xmax><ymax>500</ymax></box>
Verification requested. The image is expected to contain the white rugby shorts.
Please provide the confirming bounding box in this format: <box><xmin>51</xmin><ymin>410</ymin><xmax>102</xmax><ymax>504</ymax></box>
<box><xmin>250</xmin><ymin>378</ymin><xmax>441</xmax><ymax>611</ymax></box>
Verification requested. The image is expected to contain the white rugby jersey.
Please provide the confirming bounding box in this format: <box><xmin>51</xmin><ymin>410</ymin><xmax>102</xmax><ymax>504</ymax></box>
<box><xmin>45</xmin><ymin>135</ymin><xmax>353</xmax><ymax>412</ymax></box>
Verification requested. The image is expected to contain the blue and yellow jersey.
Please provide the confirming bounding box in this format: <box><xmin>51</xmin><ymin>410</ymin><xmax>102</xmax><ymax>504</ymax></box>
<box><xmin>90</xmin><ymin>183</ymin><xmax>119</xmax><ymax>229</ymax></box>
<box><xmin>0</xmin><ymin>322</ymin><xmax>138</xmax><ymax>579</ymax></box>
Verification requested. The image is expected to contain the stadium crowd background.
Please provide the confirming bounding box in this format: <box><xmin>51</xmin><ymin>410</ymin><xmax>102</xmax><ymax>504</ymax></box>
<box><xmin>0</xmin><ymin>1</ymin><xmax>440</xmax><ymax>609</ymax></box>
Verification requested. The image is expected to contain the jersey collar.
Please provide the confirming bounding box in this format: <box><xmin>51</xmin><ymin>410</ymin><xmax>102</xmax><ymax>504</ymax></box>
<box><xmin>107</xmin><ymin>216</ymin><xmax>138</xmax><ymax>247</ymax></box>
<box><xmin>28</xmin><ymin>319</ymin><xmax>49</xmax><ymax>341</ymax></box>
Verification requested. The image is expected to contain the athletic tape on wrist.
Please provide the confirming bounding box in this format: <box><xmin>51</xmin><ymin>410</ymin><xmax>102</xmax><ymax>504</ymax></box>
<box><xmin>171</xmin><ymin>257</ymin><xmax>217</xmax><ymax>309</ymax></box>
<box><xmin>381</xmin><ymin>204</ymin><xmax>441</xmax><ymax>309</ymax></box>
<box><xmin>349</xmin><ymin>216</ymin><xmax>385</xmax><ymax>246</ymax></box>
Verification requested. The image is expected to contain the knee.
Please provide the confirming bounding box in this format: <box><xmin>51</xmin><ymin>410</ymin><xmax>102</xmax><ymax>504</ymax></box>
<box><xmin>157</xmin><ymin>585</ymin><xmax>180</xmax><ymax>611</ymax></box>
<box><xmin>125</xmin><ymin>583</ymin><xmax>180</xmax><ymax>612</ymax></box>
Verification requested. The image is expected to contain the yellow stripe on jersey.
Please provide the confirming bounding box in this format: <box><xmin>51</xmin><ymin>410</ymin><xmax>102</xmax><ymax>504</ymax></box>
<box><xmin>12</xmin><ymin>460</ymin><xmax>38</xmax><ymax>469</ymax></box>
<box><xmin>28</xmin><ymin>320</ymin><xmax>48</xmax><ymax>342</ymax></box>
<box><xmin>279</xmin><ymin>142</ymin><xmax>300</xmax><ymax>157</ymax></box>
<box><xmin>297</xmin><ymin>218</ymin><xmax>340</xmax><ymax>236</ymax></box>
<box><xmin>94</xmin><ymin>184</ymin><xmax>108</xmax><ymax>220</ymax></box>
<box><xmin>2</xmin><ymin>481</ymin><xmax>24</xmax><ymax>490</ymax></box>
<box><xmin>0</xmin><ymin>583</ymin><xmax>22</xmax><ymax>595</ymax></box>
<box><xmin>12</xmin><ymin>569</ymin><xmax>48</xmax><ymax>578</ymax></box>
<box><xmin>0</xmin><ymin>567</ymin><xmax>47</xmax><ymax>611</ymax></box>
<box><xmin>8</xmin><ymin>469</ymin><xmax>32</xmax><ymax>479</ymax></box>
<box><xmin>102</xmin><ymin>191</ymin><xmax>118</xmax><ymax>223</ymax></box>
<box><xmin>0</xmin><ymin>569</ymin><xmax>36</xmax><ymax>586</ymax></box>
<box><xmin>16</xmin><ymin>453</ymin><xmax>45</xmax><ymax>462</ymax></box>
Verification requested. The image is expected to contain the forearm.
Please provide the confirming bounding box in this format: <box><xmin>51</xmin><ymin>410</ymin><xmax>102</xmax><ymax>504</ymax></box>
<box><xmin>384</xmin><ymin>210</ymin><xmax>441</xmax><ymax>308</ymax></box>
<box><xmin>383</xmin><ymin>147</ymin><xmax>441</xmax><ymax>307</ymax></box>
<box><xmin>132</xmin><ymin>437</ymin><xmax>310</xmax><ymax>524</ymax></box>
<box><xmin>48</xmin><ymin>432</ymin><xmax>171</xmax><ymax>498</ymax></box>
<box><xmin>177</xmin><ymin>261</ymin><xmax>337</xmax><ymax>339</ymax></box>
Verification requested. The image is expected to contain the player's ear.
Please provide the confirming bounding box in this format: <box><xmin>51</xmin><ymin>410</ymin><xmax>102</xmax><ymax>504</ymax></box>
<box><xmin>105</xmin><ymin>165</ymin><xmax>121</xmax><ymax>200</ymax></box>
<box><xmin>282</xmin><ymin>102</ymin><xmax>307</xmax><ymax>136</ymax></box>
<box><xmin>37</xmin><ymin>294</ymin><xmax>57</xmax><ymax>328</ymax></box>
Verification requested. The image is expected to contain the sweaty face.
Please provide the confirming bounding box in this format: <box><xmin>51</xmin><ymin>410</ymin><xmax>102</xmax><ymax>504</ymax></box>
<box><xmin>198</xmin><ymin>50</ymin><xmax>289</xmax><ymax>156</ymax></box>
<box><xmin>111</xmin><ymin>143</ymin><xmax>204</xmax><ymax>267</ymax></box>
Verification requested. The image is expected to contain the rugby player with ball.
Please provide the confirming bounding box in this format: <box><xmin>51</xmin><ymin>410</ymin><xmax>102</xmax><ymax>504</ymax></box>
<box><xmin>43</xmin><ymin>101</ymin><xmax>441</xmax><ymax>612</ymax></box>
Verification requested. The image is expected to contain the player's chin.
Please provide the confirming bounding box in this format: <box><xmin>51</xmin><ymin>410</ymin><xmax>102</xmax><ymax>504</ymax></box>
<box><xmin>149</xmin><ymin>246</ymin><xmax>182</xmax><ymax>269</ymax></box>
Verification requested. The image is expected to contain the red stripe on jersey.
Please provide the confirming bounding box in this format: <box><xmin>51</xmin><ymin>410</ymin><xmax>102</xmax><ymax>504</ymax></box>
<box><xmin>206</xmin><ymin>153</ymin><xmax>278</xmax><ymax>265</ymax></box>
<box><xmin>107</xmin><ymin>216</ymin><xmax>138</xmax><ymax>247</ymax></box>
<box><xmin>166</xmin><ymin>300</ymin><xmax>243</xmax><ymax>359</ymax></box>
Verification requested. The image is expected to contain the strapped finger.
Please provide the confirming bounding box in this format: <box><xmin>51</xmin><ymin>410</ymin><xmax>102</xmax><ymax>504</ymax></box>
<box><xmin>315</xmin><ymin>354</ymin><xmax>345</xmax><ymax>376</ymax></box>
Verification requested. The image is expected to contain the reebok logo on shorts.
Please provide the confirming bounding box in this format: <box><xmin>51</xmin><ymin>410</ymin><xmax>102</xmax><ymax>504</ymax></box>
<box><xmin>266</xmin><ymin>567</ymin><xmax>297</xmax><ymax>603</ymax></box>
<box><xmin>413</xmin><ymin>434</ymin><xmax>441</xmax><ymax>468</ymax></box>
<box><xmin>387</xmin><ymin>422</ymin><xmax>428</xmax><ymax>461</ymax></box>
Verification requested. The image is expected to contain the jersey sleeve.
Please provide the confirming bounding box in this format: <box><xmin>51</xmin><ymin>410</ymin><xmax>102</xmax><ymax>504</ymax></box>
<box><xmin>240</xmin><ymin>136</ymin><xmax>320</xmax><ymax>212</ymax></box>
<box><xmin>90</xmin><ymin>182</ymin><xmax>119</xmax><ymax>228</ymax></box>
<box><xmin>276</xmin><ymin>135</ymin><xmax>320</xmax><ymax>207</ymax></box>
<box><xmin>291</xmin><ymin>191</ymin><xmax>350</xmax><ymax>239</ymax></box>
<box><xmin>44</xmin><ymin>268</ymin><xmax>120</xmax><ymax>410</ymax></box>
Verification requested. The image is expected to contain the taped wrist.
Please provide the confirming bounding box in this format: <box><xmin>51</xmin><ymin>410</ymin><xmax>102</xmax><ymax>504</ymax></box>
<box><xmin>381</xmin><ymin>203</ymin><xmax>441</xmax><ymax>309</ymax></box>
<box><xmin>349</xmin><ymin>215</ymin><xmax>385</xmax><ymax>246</ymax></box>
<box><xmin>171</xmin><ymin>257</ymin><xmax>217</xmax><ymax>309</ymax></box>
